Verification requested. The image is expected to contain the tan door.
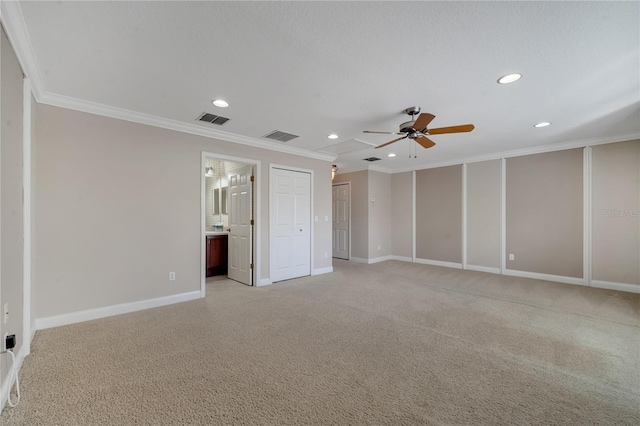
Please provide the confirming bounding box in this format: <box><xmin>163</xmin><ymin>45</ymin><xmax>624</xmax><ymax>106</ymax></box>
<box><xmin>332</xmin><ymin>183</ymin><xmax>350</xmax><ymax>259</ymax></box>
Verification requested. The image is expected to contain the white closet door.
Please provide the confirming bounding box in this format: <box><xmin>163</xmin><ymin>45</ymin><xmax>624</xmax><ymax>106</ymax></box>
<box><xmin>270</xmin><ymin>167</ymin><xmax>311</xmax><ymax>282</ymax></box>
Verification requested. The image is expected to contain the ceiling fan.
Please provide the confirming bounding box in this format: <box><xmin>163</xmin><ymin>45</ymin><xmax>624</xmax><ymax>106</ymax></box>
<box><xmin>363</xmin><ymin>107</ymin><xmax>475</xmax><ymax>149</ymax></box>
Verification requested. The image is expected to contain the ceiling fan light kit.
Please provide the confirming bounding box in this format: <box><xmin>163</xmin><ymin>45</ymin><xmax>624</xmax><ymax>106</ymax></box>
<box><xmin>363</xmin><ymin>106</ymin><xmax>475</xmax><ymax>150</ymax></box>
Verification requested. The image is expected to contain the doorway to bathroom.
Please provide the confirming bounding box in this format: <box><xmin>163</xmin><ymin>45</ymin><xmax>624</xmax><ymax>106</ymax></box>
<box><xmin>201</xmin><ymin>153</ymin><xmax>261</xmax><ymax>293</ymax></box>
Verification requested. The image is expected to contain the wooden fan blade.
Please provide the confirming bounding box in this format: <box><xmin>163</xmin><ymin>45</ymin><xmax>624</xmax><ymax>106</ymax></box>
<box><xmin>363</xmin><ymin>130</ymin><xmax>403</xmax><ymax>135</ymax></box>
<box><xmin>413</xmin><ymin>113</ymin><xmax>436</xmax><ymax>131</ymax></box>
<box><xmin>375</xmin><ymin>136</ymin><xmax>407</xmax><ymax>149</ymax></box>
<box><xmin>415</xmin><ymin>136</ymin><xmax>436</xmax><ymax>149</ymax></box>
<box><xmin>428</xmin><ymin>124</ymin><xmax>475</xmax><ymax>135</ymax></box>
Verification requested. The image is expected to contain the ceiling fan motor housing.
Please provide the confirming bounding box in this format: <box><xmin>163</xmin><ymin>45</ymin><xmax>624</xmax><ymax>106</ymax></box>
<box><xmin>400</xmin><ymin>120</ymin><xmax>417</xmax><ymax>133</ymax></box>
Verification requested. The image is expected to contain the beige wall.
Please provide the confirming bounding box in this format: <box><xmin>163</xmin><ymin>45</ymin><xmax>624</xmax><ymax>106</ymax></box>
<box><xmin>368</xmin><ymin>170</ymin><xmax>391</xmax><ymax>259</ymax></box>
<box><xmin>506</xmin><ymin>149</ymin><xmax>583</xmax><ymax>277</ymax></box>
<box><xmin>34</xmin><ymin>104</ymin><xmax>332</xmax><ymax>319</ymax></box>
<box><xmin>592</xmin><ymin>140</ymin><xmax>640</xmax><ymax>285</ymax></box>
<box><xmin>333</xmin><ymin>171</ymin><xmax>368</xmax><ymax>259</ymax></box>
<box><xmin>1</xmin><ymin>26</ymin><xmax>25</xmax><ymax>382</ymax></box>
<box><xmin>416</xmin><ymin>165</ymin><xmax>462</xmax><ymax>263</ymax></box>
<box><xmin>466</xmin><ymin>160</ymin><xmax>501</xmax><ymax>269</ymax></box>
<box><xmin>390</xmin><ymin>172</ymin><xmax>412</xmax><ymax>258</ymax></box>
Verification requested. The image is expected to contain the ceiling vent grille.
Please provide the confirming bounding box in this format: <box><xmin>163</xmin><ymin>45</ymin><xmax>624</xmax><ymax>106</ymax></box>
<box><xmin>363</xmin><ymin>157</ymin><xmax>382</xmax><ymax>162</ymax></box>
<box><xmin>263</xmin><ymin>130</ymin><xmax>299</xmax><ymax>142</ymax></box>
<box><xmin>198</xmin><ymin>112</ymin><xmax>230</xmax><ymax>126</ymax></box>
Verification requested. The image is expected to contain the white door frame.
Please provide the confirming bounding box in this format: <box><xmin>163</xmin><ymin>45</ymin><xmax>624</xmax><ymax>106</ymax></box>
<box><xmin>332</xmin><ymin>181</ymin><xmax>351</xmax><ymax>260</ymax></box>
<box><xmin>201</xmin><ymin>152</ymin><xmax>261</xmax><ymax>296</ymax></box>
<box><xmin>269</xmin><ymin>164</ymin><xmax>314</xmax><ymax>282</ymax></box>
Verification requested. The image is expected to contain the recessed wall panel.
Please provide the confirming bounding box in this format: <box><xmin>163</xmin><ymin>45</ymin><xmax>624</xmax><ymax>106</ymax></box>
<box><xmin>467</xmin><ymin>160</ymin><xmax>501</xmax><ymax>269</ymax></box>
<box><xmin>506</xmin><ymin>149</ymin><xmax>583</xmax><ymax>278</ymax></box>
<box><xmin>416</xmin><ymin>165</ymin><xmax>462</xmax><ymax>263</ymax></box>
<box><xmin>592</xmin><ymin>140</ymin><xmax>640</xmax><ymax>285</ymax></box>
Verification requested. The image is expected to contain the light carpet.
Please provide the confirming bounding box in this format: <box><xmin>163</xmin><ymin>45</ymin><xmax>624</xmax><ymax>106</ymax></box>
<box><xmin>2</xmin><ymin>260</ymin><xmax>639</xmax><ymax>425</ymax></box>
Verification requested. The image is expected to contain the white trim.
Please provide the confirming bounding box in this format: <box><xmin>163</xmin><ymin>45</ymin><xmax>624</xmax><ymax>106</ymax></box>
<box><xmin>391</xmin><ymin>134</ymin><xmax>640</xmax><ymax>174</ymax></box>
<box><xmin>22</xmin><ymin>77</ymin><xmax>32</xmax><ymax>357</ymax></box>
<box><xmin>0</xmin><ymin>1</ymin><xmax>46</xmax><ymax>97</ymax></box>
<box><xmin>339</xmin><ymin>164</ymin><xmax>393</xmax><ymax>174</ymax></box>
<box><xmin>462</xmin><ymin>163</ymin><xmax>467</xmax><ymax>269</ymax></box>
<box><xmin>502</xmin><ymin>269</ymin><xmax>586</xmax><ymax>286</ymax></box>
<box><xmin>414</xmin><ymin>258</ymin><xmax>463</xmax><ymax>269</ymax></box>
<box><xmin>37</xmin><ymin>93</ymin><xmax>335</xmax><ymax>162</ymax></box>
<box><xmin>591</xmin><ymin>280</ymin><xmax>640</xmax><ymax>294</ymax></box>
<box><xmin>412</xmin><ymin>170</ymin><xmax>416</xmax><ymax>263</ymax></box>
<box><xmin>389</xmin><ymin>255</ymin><xmax>412</xmax><ymax>263</ymax></box>
<box><xmin>465</xmin><ymin>265</ymin><xmax>501</xmax><ymax>274</ymax></box>
<box><xmin>367</xmin><ymin>164</ymin><xmax>393</xmax><ymax>174</ymax></box>
<box><xmin>201</xmin><ymin>152</ymin><xmax>261</xmax><ymax>291</ymax></box>
<box><xmin>348</xmin><ymin>256</ymin><xmax>394</xmax><ymax>265</ymax></box>
<box><xmin>0</xmin><ymin>343</ymin><xmax>27</xmax><ymax>412</ymax></box>
<box><xmin>312</xmin><ymin>267</ymin><xmax>334</xmax><ymax>276</ymax></box>
<box><xmin>257</xmin><ymin>278</ymin><xmax>272</xmax><ymax>287</ymax></box>
<box><xmin>500</xmin><ymin>158</ymin><xmax>507</xmax><ymax>273</ymax></box>
<box><xmin>584</xmin><ymin>146</ymin><xmax>592</xmax><ymax>286</ymax></box>
<box><xmin>367</xmin><ymin>255</ymin><xmax>392</xmax><ymax>264</ymax></box>
<box><xmin>35</xmin><ymin>291</ymin><xmax>202</xmax><ymax>331</ymax></box>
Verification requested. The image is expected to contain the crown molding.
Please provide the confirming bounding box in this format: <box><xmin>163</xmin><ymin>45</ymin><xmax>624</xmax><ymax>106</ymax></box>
<box><xmin>391</xmin><ymin>133</ymin><xmax>640</xmax><ymax>173</ymax></box>
<box><xmin>0</xmin><ymin>2</ymin><xmax>336</xmax><ymax>163</ymax></box>
<box><xmin>38</xmin><ymin>91</ymin><xmax>337</xmax><ymax>162</ymax></box>
<box><xmin>0</xmin><ymin>1</ymin><xmax>45</xmax><ymax>97</ymax></box>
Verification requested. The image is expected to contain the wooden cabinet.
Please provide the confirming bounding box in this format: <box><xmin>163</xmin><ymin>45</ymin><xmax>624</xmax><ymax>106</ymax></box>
<box><xmin>206</xmin><ymin>234</ymin><xmax>228</xmax><ymax>277</ymax></box>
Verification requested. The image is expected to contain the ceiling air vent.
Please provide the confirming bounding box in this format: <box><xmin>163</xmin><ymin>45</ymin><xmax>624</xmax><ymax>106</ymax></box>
<box><xmin>198</xmin><ymin>112</ymin><xmax>230</xmax><ymax>126</ymax></box>
<box><xmin>363</xmin><ymin>157</ymin><xmax>381</xmax><ymax>162</ymax></box>
<box><xmin>263</xmin><ymin>130</ymin><xmax>299</xmax><ymax>142</ymax></box>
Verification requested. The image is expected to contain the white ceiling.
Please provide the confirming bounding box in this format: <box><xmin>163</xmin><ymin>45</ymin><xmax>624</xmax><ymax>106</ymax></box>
<box><xmin>9</xmin><ymin>1</ymin><xmax>640</xmax><ymax>172</ymax></box>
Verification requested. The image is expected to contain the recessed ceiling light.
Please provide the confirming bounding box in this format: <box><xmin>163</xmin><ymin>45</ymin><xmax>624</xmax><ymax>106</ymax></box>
<box><xmin>387</xmin><ymin>153</ymin><xmax>396</xmax><ymax>157</ymax></box>
<box><xmin>212</xmin><ymin>99</ymin><xmax>229</xmax><ymax>108</ymax></box>
<box><xmin>497</xmin><ymin>73</ymin><xmax>522</xmax><ymax>84</ymax></box>
<box><xmin>534</xmin><ymin>122</ymin><xmax>551</xmax><ymax>128</ymax></box>
<box><xmin>328</xmin><ymin>134</ymin><xmax>339</xmax><ymax>139</ymax></box>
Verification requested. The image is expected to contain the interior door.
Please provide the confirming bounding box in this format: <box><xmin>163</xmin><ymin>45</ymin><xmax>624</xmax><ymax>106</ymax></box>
<box><xmin>228</xmin><ymin>165</ymin><xmax>252</xmax><ymax>285</ymax></box>
<box><xmin>332</xmin><ymin>183</ymin><xmax>350</xmax><ymax>259</ymax></box>
<box><xmin>270</xmin><ymin>167</ymin><xmax>311</xmax><ymax>282</ymax></box>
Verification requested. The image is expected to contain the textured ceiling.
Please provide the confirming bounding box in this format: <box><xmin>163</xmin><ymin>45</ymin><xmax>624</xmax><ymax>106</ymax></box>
<box><xmin>11</xmin><ymin>1</ymin><xmax>640</xmax><ymax>172</ymax></box>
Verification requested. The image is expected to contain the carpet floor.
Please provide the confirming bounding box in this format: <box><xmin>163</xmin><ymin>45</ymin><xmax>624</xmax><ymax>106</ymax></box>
<box><xmin>1</xmin><ymin>260</ymin><xmax>639</xmax><ymax>425</ymax></box>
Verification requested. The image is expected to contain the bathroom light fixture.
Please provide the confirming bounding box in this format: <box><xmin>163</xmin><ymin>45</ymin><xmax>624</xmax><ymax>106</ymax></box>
<box><xmin>497</xmin><ymin>73</ymin><xmax>522</xmax><ymax>84</ymax></box>
<box><xmin>212</xmin><ymin>99</ymin><xmax>229</xmax><ymax>108</ymax></box>
<box><xmin>331</xmin><ymin>165</ymin><xmax>338</xmax><ymax>181</ymax></box>
<box><xmin>388</xmin><ymin>153</ymin><xmax>396</xmax><ymax>157</ymax></box>
<box><xmin>534</xmin><ymin>122</ymin><xmax>551</xmax><ymax>128</ymax></box>
<box><xmin>205</xmin><ymin>167</ymin><xmax>214</xmax><ymax>177</ymax></box>
<box><xmin>328</xmin><ymin>134</ymin><xmax>339</xmax><ymax>140</ymax></box>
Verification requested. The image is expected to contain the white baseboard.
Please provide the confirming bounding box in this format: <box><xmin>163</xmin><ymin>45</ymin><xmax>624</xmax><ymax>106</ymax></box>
<box><xmin>257</xmin><ymin>278</ymin><xmax>272</xmax><ymax>287</ymax></box>
<box><xmin>465</xmin><ymin>264</ymin><xmax>501</xmax><ymax>274</ymax></box>
<box><xmin>414</xmin><ymin>258</ymin><xmax>463</xmax><ymax>269</ymax></box>
<box><xmin>389</xmin><ymin>255</ymin><xmax>413</xmax><ymax>263</ymax></box>
<box><xmin>0</xmin><ymin>343</ymin><xmax>27</xmax><ymax>412</ymax></box>
<box><xmin>503</xmin><ymin>269</ymin><xmax>586</xmax><ymax>286</ymax></box>
<box><xmin>349</xmin><ymin>256</ymin><xmax>393</xmax><ymax>265</ymax></box>
<box><xmin>312</xmin><ymin>266</ymin><xmax>333</xmax><ymax>276</ymax></box>
<box><xmin>591</xmin><ymin>280</ymin><xmax>640</xmax><ymax>294</ymax></box>
<box><xmin>35</xmin><ymin>291</ymin><xmax>202</xmax><ymax>330</ymax></box>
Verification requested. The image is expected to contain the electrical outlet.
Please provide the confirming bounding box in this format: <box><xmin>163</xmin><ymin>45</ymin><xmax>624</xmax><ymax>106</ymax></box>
<box><xmin>324</xmin><ymin>252</ymin><xmax>328</xmax><ymax>258</ymax></box>
<box><xmin>314</xmin><ymin>215</ymin><xmax>318</xmax><ymax>222</ymax></box>
<box><xmin>169</xmin><ymin>271</ymin><xmax>176</xmax><ymax>281</ymax></box>
<box><xmin>324</xmin><ymin>215</ymin><xmax>328</xmax><ymax>222</ymax></box>
<box><xmin>509</xmin><ymin>254</ymin><xmax>515</xmax><ymax>261</ymax></box>
<box><xmin>378</xmin><ymin>245</ymin><xmax>381</xmax><ymax>250</ymax></box>
<box><xmin>3</xmin><ymin>303</ymin><xmax>8</xmax><ymax>324</ymax></box>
